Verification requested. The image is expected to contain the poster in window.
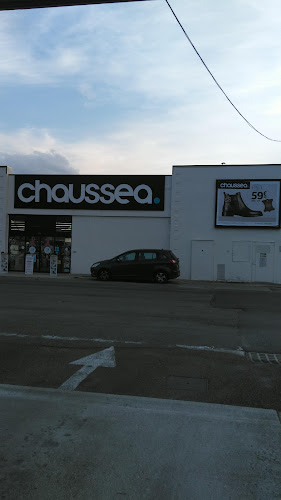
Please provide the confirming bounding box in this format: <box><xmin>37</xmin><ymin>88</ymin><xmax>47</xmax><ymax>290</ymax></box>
<box><xmin>215</xmin><ymin>180</ymin><xmax>280</xmax><ymax>227</ymax></box>
<box><xmin>1</xmin><ymin>253</ymin><xmax>8</xmax><ymax>273</ymax></box>
<box><xmin>50</xmin><ymin>254</ymin><xmax>58</xmax><ymax>277</ymax></box>
<box><xmin>25</xmin><ymin>254</ymin><xmax>34</xmax><ymax>275</ymax></box>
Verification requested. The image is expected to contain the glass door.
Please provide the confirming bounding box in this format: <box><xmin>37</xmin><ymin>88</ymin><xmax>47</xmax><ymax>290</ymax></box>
<box><xmin>40</xmin><ymin>237</ymin><xmax>54</xmax><ymax>273</ymax></box>
<box><xmin>54</xmin><ymin>237</ymin><xmax>71</xmax><ymax>273</ymax></box>
<box><xmin>25</xmin><ymin>236</ymin><xmax>55</xmax><ymax>273</ymax></box>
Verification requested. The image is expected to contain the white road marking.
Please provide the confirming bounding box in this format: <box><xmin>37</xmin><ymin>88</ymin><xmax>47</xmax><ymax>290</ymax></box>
<box><xmin>59</xmin><ymin>347</ymin><xmax>116</xmax><ymax>391</ymax></box>
<box><xmin>0</xmin><ymin>333</ymin><xmax>143</xmax><ymax>345</ymax></box>
<box><xmin>0</xmin><ymin>333</ymin><xmax>28</xmax><ymax>338</ymax></box>
<box><xmin>0</xmin><ymin>332</ymin><xmax>245</xmax><ymax>354</ymax></box>
<box><xmin>176</xmin><ymin>345</ymin><xmax>245</xmax><ymax>356</ymax></box>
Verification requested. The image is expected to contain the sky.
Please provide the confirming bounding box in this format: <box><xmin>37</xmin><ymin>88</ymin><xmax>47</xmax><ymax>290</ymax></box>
<box><xmin>1</xmin><ymin>0</ymin><xmax>281</xmax><ymax>175</ymax></box>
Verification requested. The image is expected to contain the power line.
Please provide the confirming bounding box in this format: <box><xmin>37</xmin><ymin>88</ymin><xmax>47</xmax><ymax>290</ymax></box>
<box><xmin>165</xmin><ymin>0</ymin><xmax>281</xmax><ymax>142</ymax></box>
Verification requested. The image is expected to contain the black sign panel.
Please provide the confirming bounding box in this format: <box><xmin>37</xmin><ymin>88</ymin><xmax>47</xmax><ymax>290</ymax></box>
<box><xmin>0</xmin><ymin>0</ymin><xmax>147</xmax><ymax>10</ymax></box>
<box><xmin>14</xmin><ymin>175</ymin><xmax>165</xmax><ymax>211</ymax></box>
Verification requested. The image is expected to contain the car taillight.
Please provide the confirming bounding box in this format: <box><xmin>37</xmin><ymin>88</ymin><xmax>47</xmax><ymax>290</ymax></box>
<box><xmin>170</xmin><ymin>259</ymin><xmax>176</xmax><ymax>264</ymax></box>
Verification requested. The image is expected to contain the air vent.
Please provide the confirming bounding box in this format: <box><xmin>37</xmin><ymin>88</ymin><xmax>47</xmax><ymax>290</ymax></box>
<box><xmin>56</xmin><ymin>220</ymin><xmax>72</xmax><ymax>232</ymax></box>
<box><xmin>256</xmin><ymin>245</ymin><xmax>271</xmax><ymax>254</ymax></box>
<box><xmin>10</xmin><ymin>218</ymin><xmax>25</xmax><ymax>232</ymax></box>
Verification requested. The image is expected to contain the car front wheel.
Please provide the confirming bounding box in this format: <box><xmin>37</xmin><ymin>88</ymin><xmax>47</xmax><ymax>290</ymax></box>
<box><xmin>97</xmin><ymin>269</ymin><xmax>111</xmax><ymax>281</ymax></box>
<box><xmin>154</xmin><ymin>270</ymin><xmax>168</xmax><ymax>284</ymax></box>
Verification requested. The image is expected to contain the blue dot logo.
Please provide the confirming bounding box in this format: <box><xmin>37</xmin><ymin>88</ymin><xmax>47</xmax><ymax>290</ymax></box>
<box><xmin>154</xmin><ymin>197</ymin><xmax>160</xmax><ymax>204</ymax></box>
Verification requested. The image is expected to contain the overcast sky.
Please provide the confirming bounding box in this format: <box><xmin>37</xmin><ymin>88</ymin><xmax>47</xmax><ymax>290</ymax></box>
<box><xmin>1</xmin><ymin>0</ymin><xmax>281</xmax><ymax>175</ymax></box>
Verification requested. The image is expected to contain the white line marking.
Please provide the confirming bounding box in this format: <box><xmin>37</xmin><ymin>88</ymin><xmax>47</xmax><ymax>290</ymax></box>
<box><xmin>0</xmin><ymin>333</ymin><xmax>143</xmax><ymax>345</ymax></box>
<box><xmin>0</xmin><ymin>332</ymin><xmax>245</xmax><ymax>354</ymax></box>
<box><xmin>43</xmin><ymin>335</ymin><xmax>116</xmax><ymax>343</ymax></box>
<box><xmin>0</xmin><ymin>333</ymin><xmax>28</xmax><ymax>338</ymax></box>
<box><xmin>176</xmin><ymin>345</ymin><xmax>245</xmax><ymax>356</ymax></box>
<box><xmin>59</xmin><ymin>347</ymin><xmax>116</xmax><ymax>391</ymax></box>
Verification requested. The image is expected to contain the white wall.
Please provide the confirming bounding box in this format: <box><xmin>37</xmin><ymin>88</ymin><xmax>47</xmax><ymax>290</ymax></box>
<box><xmin>171</xmin><ymin>165</ymin><xmax>281</xmax><ymax>283</ymax></box>
<box><xmin>0</xmin><ymin>167</ymin><xmax>12</xmax><ymax>255</ymax></box>
<box><xmin>71</xmin><ymin>215</ymin><xmax>170</xmax><ymax>274</ymax></box>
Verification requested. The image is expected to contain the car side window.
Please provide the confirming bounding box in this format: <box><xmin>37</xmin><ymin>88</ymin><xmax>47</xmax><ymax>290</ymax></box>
<box><xmin>158</xmin><ymin>252</ymin><xmax>169</xmax><ymax>260</ymax></box>
<box><xmin>118</xmin><ymin>252</ymin><xmax>137</xmax><ymax>262</ymax></box>
<box><xmin>139</xmin><ymin>252</ymin><xmax>157</xmax><ymax>261</ymax></box>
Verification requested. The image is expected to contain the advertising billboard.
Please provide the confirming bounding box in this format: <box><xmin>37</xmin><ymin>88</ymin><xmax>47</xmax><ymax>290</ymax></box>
<box><xmin>215</xmin><ymin>179</ymin><xmax>280</xmax><ymax>227</ymax></box>
<box><xmin>14</xmin><ymin>174</ymin><xmax>165</xmax><ymax>211</ymax></box>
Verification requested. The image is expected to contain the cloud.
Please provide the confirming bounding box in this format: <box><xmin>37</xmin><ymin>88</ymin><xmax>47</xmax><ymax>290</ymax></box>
<box><xmin>0</xmin><ymin>0</ymin><xmax>280</xmax><ymax>118</ymax></box>
<box><xmin>1</xmin><ymin>98</ymin><xmax>280</xmax><ymax>179</ymax></box>
<box><xmin>0</xmin><ymin>1</ymin><xmax>270</xmax><ymax>97</ymax></box>
<box><xmin>265</xmin><ymin>100</ymin><xmax>281</xmax><ymax>116</ymax></box>
<box><xmin>0</xmin><ymin>150</ymin><xmax>78</xmax><ymax>175</ymax></box>
<box><xmin>0</xmin><ymin>127</ymin><xmax>78</xmax><ymax>174</ymax></box>
<box><xmin>0</xmin><ymin>0</ymin><xmax>281</xmax><ymax>175</ymax></box>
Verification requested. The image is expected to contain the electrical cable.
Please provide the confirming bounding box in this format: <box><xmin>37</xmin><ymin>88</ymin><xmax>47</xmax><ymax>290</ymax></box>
<box><xmin>165</xmin><ymin>0</ymin><xmax>281</xmax><ymax>142</ymax></box>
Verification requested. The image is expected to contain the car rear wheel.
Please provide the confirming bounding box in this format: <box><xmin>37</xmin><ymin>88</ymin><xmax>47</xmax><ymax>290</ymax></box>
<box><xmin>97</xmin><ymin>269</ymin><xmax>111</xmax><ymax>281</ymax></box>
<box><xmin>154</xmin><ymin>270</ymin><xmax>168</xmax><ymax>284</ymax></box>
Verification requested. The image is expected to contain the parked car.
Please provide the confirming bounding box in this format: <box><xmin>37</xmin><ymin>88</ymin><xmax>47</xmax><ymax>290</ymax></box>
<box><xmin>90</xmin><ymin>249</ymin><xmax>180</xmax><ymax>283</ymax></box>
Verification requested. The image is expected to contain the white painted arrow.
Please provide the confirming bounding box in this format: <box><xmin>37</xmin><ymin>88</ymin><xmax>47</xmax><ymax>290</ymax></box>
<box><xmin>59</xmin><ymin>346</ymin><xmax>116</xmax><ymax>391</ymax></box>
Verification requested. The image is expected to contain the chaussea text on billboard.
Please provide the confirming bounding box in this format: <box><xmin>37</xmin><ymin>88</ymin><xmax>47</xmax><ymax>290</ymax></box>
<box><xmin>14</xmin><ymin>175</ymin><xmax>165</xmax><ymax>211</ymax></box>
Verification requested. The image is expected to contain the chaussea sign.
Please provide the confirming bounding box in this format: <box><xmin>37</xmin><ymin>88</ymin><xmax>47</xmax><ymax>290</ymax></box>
<box><xmin>14</xmin><ymin>175</ymin><xmax>165</xmax><ymax>211</ymax></box>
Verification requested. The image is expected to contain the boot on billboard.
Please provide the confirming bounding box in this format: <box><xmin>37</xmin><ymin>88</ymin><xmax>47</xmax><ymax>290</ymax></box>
<box><xmin>222</xmin><ymin>193</ymin><xmax>237</xmax><ymax>216</ymax></box>
<box><xmin>222</xmin><ymin>192</ymin><xmax>263</xmax><ymax>217</ymax></box>
<box><xmin>235</xmin><ymin>192</ymin><xmax>263</xmax><ymax>217</ymax></box>
<box><xmin>262</xmin><ymin>199</ymin><xmax>275</xmax><ymax>212</ymax></box>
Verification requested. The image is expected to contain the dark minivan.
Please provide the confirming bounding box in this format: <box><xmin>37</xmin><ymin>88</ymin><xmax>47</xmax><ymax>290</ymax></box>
<box><xmin>90</xmin><ymin>249</ymin><xmax>180</xmax><ymax>283</ymax></box>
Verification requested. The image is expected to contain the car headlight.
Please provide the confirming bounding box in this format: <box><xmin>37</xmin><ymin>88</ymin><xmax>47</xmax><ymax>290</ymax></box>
<box><xmin>91</xmin><ymin>262</ymin><xmax>100</xmax><ymax>268</ymax></box>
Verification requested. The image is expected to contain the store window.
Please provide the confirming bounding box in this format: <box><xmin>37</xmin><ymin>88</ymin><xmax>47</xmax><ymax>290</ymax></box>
<box><xmin>8</xmin><ymin>215</ymin><xmax>72</xmax><ymax>273</ymax></box>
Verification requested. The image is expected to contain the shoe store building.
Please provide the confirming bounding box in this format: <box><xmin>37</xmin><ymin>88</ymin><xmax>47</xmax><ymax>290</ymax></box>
<box><xmin>1</xmin><ymin>163</ymin><xmax>281</xmax><ymax>283</ymax></box>
<box><xmin>0</xmin><ymin>167</ymin><xmax>171</xmax><ymax>276</ymax></box>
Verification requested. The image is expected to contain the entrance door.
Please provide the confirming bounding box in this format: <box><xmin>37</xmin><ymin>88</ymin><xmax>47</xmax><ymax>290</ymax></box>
<box><xmin>25</xmin><ymin>236</ymin><xmax>69</xmax><ymax>273</ymax></box>
<box><xmin>191</xmin><ymin>240</ymin><xmax>214</xmax><ymax>281</ymax></box>
<box><xmin>40</xmin><ymin>237</ymin><xmax>54</xmax><ymax>273</ymax></box>
<box><xmin>253</xmin><ymin>242</ymin><xmax>275</xmax><ymax>282</ymax></box>
<box><xmin>54</xmin><ymin>237</ymin><xmax>71</xmax><ymax>274</ymax></box>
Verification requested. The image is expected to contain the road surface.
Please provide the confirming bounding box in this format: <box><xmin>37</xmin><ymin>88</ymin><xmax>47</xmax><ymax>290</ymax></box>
<box><xmin>0</xmin><ymin>275</ymin><xmax>280</xmax><ymax>409</ymax></box>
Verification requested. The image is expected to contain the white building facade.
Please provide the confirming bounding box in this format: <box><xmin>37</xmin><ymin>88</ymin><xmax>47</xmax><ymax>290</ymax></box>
<box><xmin>0</xmin><ymin>167</ymin><xmax>171</xmax><ymax>275</ymax></box>
<box><xmin>171</xmin><ymin>164</ymin><xmax>281</xmax><ymax>283</ymax></box>
<box><xmin>1</xmin><ymin>163</ymin><xmax>281</xmax><ymax>283</ymax></box>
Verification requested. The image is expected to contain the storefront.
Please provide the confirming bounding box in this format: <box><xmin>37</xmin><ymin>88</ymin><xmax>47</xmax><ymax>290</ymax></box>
<box><xmin>2</xmin><ymin>163</ymin><xmax>281</xmax><ymax>282</ymax></box>
<box><xmin>0</xmin><ymin>168</ymin><xmax>171</xmax><ymax>275</ymax></box>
